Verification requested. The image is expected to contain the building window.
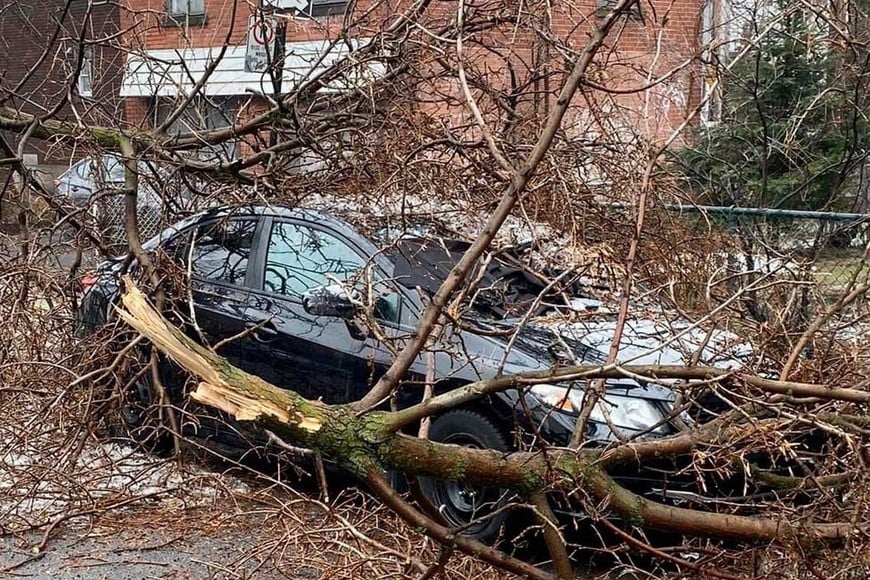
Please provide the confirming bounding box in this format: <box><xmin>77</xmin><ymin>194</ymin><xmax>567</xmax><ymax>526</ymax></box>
<box><xmin>154</xmin><ymin>96</ymin><xmax>240</xmax><ymax>162</ymax></box>
<box><xmin>700</xmin><ymin>0</ymin><xmax>723</xmax><ymax>125</ymax></box>
<box><xmin>308</xmin><ymin>0</ymin><xmax>347</xmax><ymax>17</ymax></box>
<box><xmin>77</xmin><ymin>50</ymin><xmax>93</xmax><ymax>97</ymax></box>
<box><xmin>597</xmin><ymin>0</ymin><xmax>643</xmax><ymax>21</ymax></box>
<box><xmin>165</xmin><ymin>0</ymin><xmax>206</xmax><ymax>26</ymax></box>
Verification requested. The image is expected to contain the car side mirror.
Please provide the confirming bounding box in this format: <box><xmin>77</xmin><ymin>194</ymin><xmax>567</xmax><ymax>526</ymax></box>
<box><xmin>302</xmin><ymin>285</ymin><xmax>357</xmax><ymax>318</ymax></box>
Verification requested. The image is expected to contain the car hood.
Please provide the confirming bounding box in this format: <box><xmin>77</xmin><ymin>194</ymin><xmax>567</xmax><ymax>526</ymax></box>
<box><xmin>485</xmin><ymin>319</ymin><xmax>752</xmax><ymax>368</ymax></box>
<box><xmin>539</xmin><ymin>317</ymin><xmax>752</xmax><ymax>369</ymax></box>
<box><xmin>470</xmin><ymin>315</ymin><xmax>751</xmax><ymax>377</ymax></box>
<box><xmin>463</xmin><ymin>318</ymin><xmax>691</xmax><ymax>403</ymax></box>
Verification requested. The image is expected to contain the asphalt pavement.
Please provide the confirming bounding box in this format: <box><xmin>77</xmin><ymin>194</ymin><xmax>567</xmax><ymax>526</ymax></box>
<box><xmin>0</xmin><ymin>525</ymin><xmax>291</xmax><ymax>579</ymax></box>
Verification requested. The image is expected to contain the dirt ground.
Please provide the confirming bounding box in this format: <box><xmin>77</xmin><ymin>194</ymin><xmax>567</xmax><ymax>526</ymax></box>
<box><xmin>0</xmin><ymin>462</ymin><xmax>626</xmax><ymax>580</ymax></box>
<box><xmin>1</xmin><ymin>516</ymin><xmax>288</xmax><ymax>579</ymax></box>
<box><xmin>1</xmin><ymin>490</ymin><xmax>378</xmax><ymax>579</ymax></box>
<box><xmin>0</xmin><ymin>449</ymin><xmax>513</xmax><ymax>580</ymax></box>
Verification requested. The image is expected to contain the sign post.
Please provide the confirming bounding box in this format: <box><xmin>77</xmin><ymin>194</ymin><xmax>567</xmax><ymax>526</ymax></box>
<box><xmin>249</xmin><ymin>3</ymin><xmax>289</xmax><ymax>147</ymax></box>
<box><xmin>245</xmin><ymin>14</ymin><xmax>279</xmax><ymax>74</ymax></box>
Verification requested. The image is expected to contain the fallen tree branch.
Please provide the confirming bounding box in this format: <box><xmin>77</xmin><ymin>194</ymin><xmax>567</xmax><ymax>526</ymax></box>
<box><xmin>116</xmin><ymin>279</ymin><xmax>866</xmax><ymax>551</ymax></box>
<box><xmin>388</xmin><ymin>364</ymin><xmax>870</xmax><ymax>430</ymax></box>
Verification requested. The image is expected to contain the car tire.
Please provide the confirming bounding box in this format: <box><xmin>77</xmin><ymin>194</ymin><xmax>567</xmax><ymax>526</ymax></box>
<box><xmin>417</xmin><ymin>409</ymin><xmax>512</xmax><ymax>544</ymax></box>
<box><xmin>112</xmin><ymin>351</ymin><xmax>178</xmax><ymax>454</ymax></box>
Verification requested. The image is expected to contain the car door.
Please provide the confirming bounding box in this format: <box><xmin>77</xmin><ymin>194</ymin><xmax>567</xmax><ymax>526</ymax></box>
<box><xmin>244</xmin><ymin>218</ymin><xmax>383</xmax><ymax>404</ymax></box>
<box><xmin>178</xmin><ymin>216</ymin><xmax>262</xmax><ymax>370</ymax></box>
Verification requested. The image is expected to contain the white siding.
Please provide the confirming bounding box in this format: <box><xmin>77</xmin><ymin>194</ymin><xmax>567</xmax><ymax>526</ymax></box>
<box><xmin>120</xmin><ymin>39</ymin><xmax>379</xmax><ymax>97</ymax></box>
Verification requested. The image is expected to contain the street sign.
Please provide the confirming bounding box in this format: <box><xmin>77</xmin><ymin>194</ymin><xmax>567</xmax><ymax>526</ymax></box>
<box><xmin>245</xmin><ymin>14</ymin><xmax>278</xmax><ymax>73</ymax></box>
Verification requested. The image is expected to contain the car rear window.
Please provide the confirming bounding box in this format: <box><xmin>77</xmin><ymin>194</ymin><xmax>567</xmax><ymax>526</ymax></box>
<box><xmin>105</xmin><ymin>156</ymin><xmax>125</xmax><ymax>182</ymax></box>
<box><xmin>74</xmin><ymin>159</ymin><xmax>91</xmax><ymax>179</ymax></box>
<box><xmin>189</xmin><ymin>219</ymin><xmax>257</xmax><ymax>285</ymax></box>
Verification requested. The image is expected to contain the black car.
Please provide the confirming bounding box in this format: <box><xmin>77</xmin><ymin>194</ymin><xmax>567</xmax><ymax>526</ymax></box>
<box><xmin>76</xmin><ymin>205</ymin><xmax>736</xmax><ymax>543</ymax></box>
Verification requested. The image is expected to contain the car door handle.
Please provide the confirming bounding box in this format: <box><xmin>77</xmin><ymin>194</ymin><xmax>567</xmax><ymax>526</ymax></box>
<box><xmin>246</xmin><ymin>320</ymin><xmax>278</xmax><ymax>343</ymax></box>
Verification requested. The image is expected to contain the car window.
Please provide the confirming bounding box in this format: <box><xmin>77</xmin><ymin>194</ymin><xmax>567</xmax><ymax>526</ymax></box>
<box><xmin>189</xmin><ymin>219</ymin><xmax>257</xmax><ymax>285</ymax></box>
<box><xmin>157</xmin><ymin>228</ymin><xmax>193</xmax><ymax>263</ymax></box>
<box><xmin>263</xmin><ymin>221</ymin><xmax>401</xmax><ymax>323</ymax></box>
<box><xmin>264</xmin><ymin>222</ymin><xmax>363</xmax><ymax>297</ymax></box>
<box><xmin>104</xmin><ymin>156</ymin><xmax>125</xmax><ymax>182</ymax></box>
<box><xmin>74</xmin><ymin>159</ymin><xmax>91</xmax><ymax>180</ymax></box>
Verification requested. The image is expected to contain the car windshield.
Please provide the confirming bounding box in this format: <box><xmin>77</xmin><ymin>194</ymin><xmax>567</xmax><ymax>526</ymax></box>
<box><xmin>104</xmin><ymin>155</ymin><xmax>125</xmax><ymax>182</ymax></box>
<box><xmin>385</xmin><ymin>238</ymin><xmax>564</xmax><ymax>319</ymax></box>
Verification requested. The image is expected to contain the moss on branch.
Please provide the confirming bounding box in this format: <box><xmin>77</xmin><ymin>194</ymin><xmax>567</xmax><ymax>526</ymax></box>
<box><xmin>0</xmin><ymin>106</ymin><xmax>152</xmax><ymax>149</ymax></box>
<box><xmin>116</xmin><ymin>278</ymin><xmax>863</xmax><ymax>545</ymax></box>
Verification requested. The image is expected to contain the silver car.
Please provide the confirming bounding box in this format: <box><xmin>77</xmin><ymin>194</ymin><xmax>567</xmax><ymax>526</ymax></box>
<box><xmin>53</xmin><ymin>154</ymin><xmax>183</xmax><ymax>242</ymax></box>
<box><xmin>54</xmin><ymin>154</ymin><xmax>164</xmax><ymax>203</ymax></box>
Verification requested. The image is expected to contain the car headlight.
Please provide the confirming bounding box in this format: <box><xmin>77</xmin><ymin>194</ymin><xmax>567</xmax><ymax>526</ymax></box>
<box><xmin>530</xmin><ymin>384</ymin><xmax>670</xmax><ymax>438</ymax></box>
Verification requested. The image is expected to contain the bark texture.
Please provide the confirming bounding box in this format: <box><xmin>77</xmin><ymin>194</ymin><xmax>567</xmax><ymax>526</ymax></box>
<box><xmin>116</xmin><ymin>279</ymin><xmax>863</xmax><ymax>547</ymax></box>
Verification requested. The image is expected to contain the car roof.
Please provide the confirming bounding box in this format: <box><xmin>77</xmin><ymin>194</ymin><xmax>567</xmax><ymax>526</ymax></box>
<box><xmin>143</xmin><ymin>204</ymin><xmax>372</xmax><ymax>254</ymax></box>
<box><xmin>140</xmin><ymin>204</ymin><xmax>561</xmax><ymax>317</ymax></box>
<box><xmin>196</xmin><ymin>204</ymin><xmax>362</xmax><ymax>239</ymax></box>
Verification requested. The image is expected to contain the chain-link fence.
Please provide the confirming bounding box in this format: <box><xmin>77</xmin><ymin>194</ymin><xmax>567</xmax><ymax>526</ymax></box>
<box><xmin>90</xmin><ymin>194</ymin><xmax>165</xmax><ymax>249</ymax></box>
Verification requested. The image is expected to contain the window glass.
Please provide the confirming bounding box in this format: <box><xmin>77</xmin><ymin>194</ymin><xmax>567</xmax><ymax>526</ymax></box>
<box><xmin>373</xmin><ymin>290</ymin><xmax>401</xmax><ymax>324</ymax></box>
<box><xmin>104</xmin><ymin>156</ymin><xmax>125</xmax><ymax>182</ymax></box>
<box><xmin>264</xmin><ymin>222</ymin><xmax>363</xmax><ymax>297</ymax></box>
<box><xmin>167</xmin><ymin>0</ymin><xmax>204</xmax><ymax>14</ymax></box>
<box><xmin>264</xmin><ymin>222</ymin><xmax>401</xmax><ymax>323</ymax></box>
<box><xmin>309</xmin><ymin>0</ymin><xmax>347</xmax><ymax>17</ymax></box>
<box><xmin>190</xmin><ymin>219</ymin><xmax>256</xmax><ymax>285</ymax></box>
<box><xmin>77</xmin><ymin>50</ymin><xmax>93</xmax><ymax>97</ymax></box>
<box><xmin>158</xmin><ymin>229</ymin><xmax>191</xmax><ymax>263</ymax></box>
<box><xmin>597</xmin><ymin>0</ymin><xmax>642</xmax><ymax>20</ymax></box>
<box><xmin>155</xmin><ymin>96</ymin><xmax>239</xmax><ymax>161</ymax></box>
<box><xmin>74</xmin><ymin>159</ymin><xmax>91</xmax><ymax>180</ymax></box>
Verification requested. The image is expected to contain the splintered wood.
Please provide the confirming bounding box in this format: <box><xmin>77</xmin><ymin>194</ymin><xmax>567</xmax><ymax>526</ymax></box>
<box><xmin>115</xmin><ymin>276</ymin><xmax>321</xmax><ymax>432</ymax></box>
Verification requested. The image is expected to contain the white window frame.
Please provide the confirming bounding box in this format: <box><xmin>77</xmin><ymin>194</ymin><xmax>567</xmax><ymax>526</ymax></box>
<box><xmin>308</xmin><ymin>0</ymin><xmax>347</xmax><ymax>17</ymax></box>
<box><xmin>265</xmin><ymin>0</ymin><xmax>347</xmax><ymax>18</ymax></box>
<box><xmin>167</xmin><ymin>0</ymin><xmax>205</xmax><ymax>16</ymax></box>
<box><xmin>77</xmin><ymin>50</ymin><xmax>93</xmax><ymax>97</ymax></box>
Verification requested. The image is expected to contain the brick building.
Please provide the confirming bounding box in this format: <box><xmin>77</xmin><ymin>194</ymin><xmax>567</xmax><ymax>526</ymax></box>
<box><xmin>0</xmin><ymin>1</ymin><xmax>714</xmax><ymax>168</ymax></box>
<box><xmin>0</xmin><ymin>0</ymin><xmax>124</xmax><ymax>172</ymax></box>
<box><xmin>116</xmin><ymin>0</ymin><xmax>712</xmax><ymax>163</ymax></box>
<box><xmin>109</xmin><ymin>0</ymin><xmax>721</xmax><ymax>180</ymax></box>
<box><xmin>119</xmin><ymin>0</ymin><xmax>360</xmax><ymax>156</ymax></box>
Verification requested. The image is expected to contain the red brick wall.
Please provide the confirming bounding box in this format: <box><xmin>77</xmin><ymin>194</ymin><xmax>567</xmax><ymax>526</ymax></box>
<box><xmin>124</xmin><ymin>98</ymin><xmax>152</xmax><ymax>131</ymax></box>
<box><xmin>0</xmin><ymin>0</ymin><xmax>123</xmax><ymax>164</ymax></box>
<box><xmin>392</xmin><ymin>1</ymin><xmax>704</xmax><ymax>146</ymax></box>
<box><xmin>121</xmin><ymin>0</ymin><xmax>385</xmax><ymax>51</ymax></box>
<box><xmin>122</xmin><ymin>0</ymin><xmax>248</xmax><ymax>51</ymax></box>
<box><xmin>119</xmin><ymin>0</ymin><xmax>703</xmax><ymax>148</ymax></box>
<box><xmin>582</xmin><ymin>0</ymin><xmax>704</xmax><ymax>143</ymax></box>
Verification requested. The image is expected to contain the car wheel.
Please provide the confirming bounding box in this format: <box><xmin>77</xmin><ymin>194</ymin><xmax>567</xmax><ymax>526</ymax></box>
<box><xmin>113</xmin><ymin>353</ymin><xmax>177</xmax><ymax>453</ymax></box>
<box><xmin>417</xmin><ymin>409</ymin><xmax>512</xmax><ymax>544</ymax></box>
